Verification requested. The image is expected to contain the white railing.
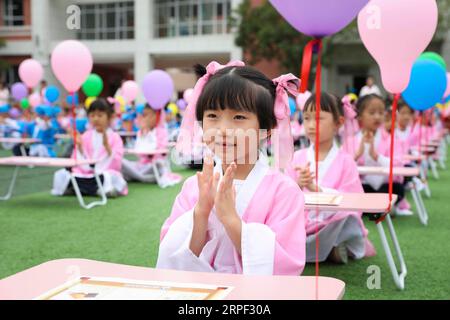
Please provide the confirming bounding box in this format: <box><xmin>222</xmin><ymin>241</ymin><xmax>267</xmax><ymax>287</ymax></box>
<box><xmin>0</xmin><ymin>25</ymin><xmax>31</xmax><ymax>38</ymax></box>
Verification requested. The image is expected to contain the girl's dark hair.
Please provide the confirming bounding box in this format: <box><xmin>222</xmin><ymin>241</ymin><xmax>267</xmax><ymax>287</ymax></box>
<box><xmin>356</xmin><ymin>94</ymin><xmax>385</xmax><ymax>116</ymax></box>
<box><xmin>303</xmin><ymin>92</ymin><xmax>344</xmax><ymax>123</ymax></box>
<box><xmin>195</xmin><ymin>64</ymin><xmax>279</xmax><ymax>130</ymax></box>
<box><xmin>88</xmin><ymin>98</ymin><xmax>114</xmax><ymax>117</ymax></box>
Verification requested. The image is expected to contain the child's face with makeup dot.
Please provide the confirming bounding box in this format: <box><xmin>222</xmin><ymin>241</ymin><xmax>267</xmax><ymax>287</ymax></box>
<box><xmin>88</xmin><ymin>110</ymin><xmax>110</xmax><ymax>132</ymax></box>
<box><xmin>398</xmin><ymin>106</ymin><xmax>413</xmax><ymax>129</ymax></box>
<box><xmin>359</xmin><ymin>98</ymin><xmax>385</xmax><ymax>132</ymax></box>
<box><xmin>202</xmin><ymin>108</ymin><xmax>264</xmax><ymax>165</ymax></box>
<box><xmin>303</xmin><ymin>108</ymin><xmax>342</xmax><ymax>144</ymax></box>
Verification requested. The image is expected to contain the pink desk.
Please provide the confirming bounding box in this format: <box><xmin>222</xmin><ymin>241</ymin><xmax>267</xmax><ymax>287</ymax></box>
<box><xmin>0</xmin><ymin>259</ymin><xmax>345</xmax><ymax>300</ymax></box>
<box><xmin>125</xmin><ymin>148</ymin><xmax>169</xmax><ymax>156</ymax></box>
<box><xmin>0</xmin><ymin>156</ymin><xmax>105</xmax><ymax>210</ymax></box>
<box><xmin>357</xmin><ymin>166</ymin><xmax>420</xmax><ymax>177</ymax></box>
<box><xmin>404</xmin><ymin>154</ymin><xmax>426</xmax><ymax>163</ymax></box>
<box><xmin>0</xmin><ymin>137</ymin><xmax>40</xmax><ymax>144</ymax></box>
<box><xmin>54</xmin><ymin>133</ymin><xmax>71</xmax><ymax>140</ymax></box>
<box><xmin>358</xmin><ymin>166</ymin><xmax>428</xmax><ymax>226</ymax></box>
<box><xmin>0</xmin><ymin>137</ymin><xmax>40</xmax><ymax>156</ymax></box>
<box><xmin>306</xmin><ymin>192</ymin><xmax>406</xmax><ymax>290</ymax></box>
<box><xmin>0</xmin><ymin>156</ymin><xmax>97</xmax><ymax>168</ymax></box>
<box><xmin>305</xmin><ymin>192</ymin><xmax>397</xmax><ymax>213</ymax></box>
<box><xmin>118</xmin><ymin>131</ymin><xmax>137</xmax><ymax>137</ymax></box>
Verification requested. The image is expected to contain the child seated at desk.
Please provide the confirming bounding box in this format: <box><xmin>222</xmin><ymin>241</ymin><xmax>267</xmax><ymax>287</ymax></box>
<box><xmin>22</xmin><ymin>105</ymin><xmax>59</xmax><ymax>157</ymax></box>
<box><xmin>287</xmin><ymin>92</ymin><xmax>375</xmax><ymax>264</ymax></box>
<box><xmin>156</xmin><ymin>61</ymin><xmax>306</xmax><ymax>275</ymax></box>
<box><xmin>121</xmin><ymin>104</ymin><xmax>181</xmax><ymax>188</ymax></box>
<box><xmin>342</xmin><ymin>94</ymin><xmax>410</xmax><ymax>216</ymax></box>
<box><xmin>51</xmin><ymin>99</ymin><xmax>128</xmax><ymax>197</ymax></box>
<box><xmin>0</xmin><ymin>104</ymin><xmax>21</xmax><ymax>151</ymax></box>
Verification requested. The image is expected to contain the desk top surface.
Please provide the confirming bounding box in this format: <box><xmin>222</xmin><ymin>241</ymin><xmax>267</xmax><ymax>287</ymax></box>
<box><xmin>0</xmin><ymin>259</ymin><xmax>345</xmax><ymax>300</ymax></box>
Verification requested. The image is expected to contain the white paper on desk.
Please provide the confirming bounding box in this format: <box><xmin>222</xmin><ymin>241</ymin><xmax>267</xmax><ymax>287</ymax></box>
<box><xmin>304</xmin><ymin>194</ymin><xmax>343</xmax><ymax>206</ymax></box>
<box><xmin>35</xmin><ymin>276</ymin><xmax>233</xmax><ymax>300</ymax></box>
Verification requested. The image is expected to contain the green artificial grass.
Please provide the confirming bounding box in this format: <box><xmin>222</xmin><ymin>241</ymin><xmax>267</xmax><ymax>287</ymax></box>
<box><xmin>1</xmin><ymin>150</ymin><xmax>449</xmax><ymax>299</ymax></box>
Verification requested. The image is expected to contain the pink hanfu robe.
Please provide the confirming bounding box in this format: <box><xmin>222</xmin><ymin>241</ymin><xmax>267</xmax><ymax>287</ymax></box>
<box><xmin>121</xmin><ymin>126</ymin><xmax>182</xmax><ymax>188</ymax></box>
<box><xmin>156</xmin><ymin>154</ymin><xmax>306</xmax><ymax>276</ymax></box>
<box><xmin>51</xmin><ymin>128</ymin><xmax>128</xmax><ymax>196</ymax></box>
<box><xmin>342</xmin><ymin>129</ymin><xmax>404</xmax><ymax>190</ymax></box>
<box><xmin>286</xmin><ymin>142</ymin><xmax>375</xmax><ymax>262</ymax></box>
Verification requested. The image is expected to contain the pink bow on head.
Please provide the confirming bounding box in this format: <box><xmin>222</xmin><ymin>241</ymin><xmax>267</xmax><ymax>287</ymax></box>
<box><xmin>341</xmin><ymin>95</ymin><xmax>358</xmax><ymax>155</ymax></box>
<box><xmin>271</xmin><ymin>74</ymin><xmax>300</xmax><ymax>170</ymax></box>
<box><xmin>176</xmin><ymin>60</ymin><xmax>245</xmax><ymax>155</ymax></box>
<box><xmin>341</xmin><ymin>95</ymin><xmax>357</xmax><ymax>119</ymax></box>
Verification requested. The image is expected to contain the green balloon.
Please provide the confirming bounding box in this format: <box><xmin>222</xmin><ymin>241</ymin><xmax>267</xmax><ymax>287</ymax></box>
<box><xmin>20</xmin><ymin>98</ymin><xmax>30</xmax><ymax>110</ymax></box>
<box><xmin>82</xmin><ymin>73</ymin><xmax>103</xmax><ymax>97</ymax></box>
<box><xmin>418</xmin><ymin>52</ymin><xmax>447</xmax><ymax>70</ymax></box>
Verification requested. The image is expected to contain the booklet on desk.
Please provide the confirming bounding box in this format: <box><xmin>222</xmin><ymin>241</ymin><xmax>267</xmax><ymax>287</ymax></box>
<box><xmin>304</xmin><ymin>193</ymin><xmax>343</xmax><ymax>206</ymax></box>
<box><xmin>35</xmin><ymin>276</ymin><xmax>233</xmax><ymax>300</ymax></box>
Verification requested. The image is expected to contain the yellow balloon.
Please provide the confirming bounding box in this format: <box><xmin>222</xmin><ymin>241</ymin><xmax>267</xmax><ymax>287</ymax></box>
<box><xmin>347</xmin><ymin>93</ymin><xmax>358</xmax><ymax>102</ymax></box>
<box><xmin>167</xmin><ymin>102</ymin><xmax>178</xmax><ymax>115</ymax></box>
<box><xmin>85</xmin><ymin>97</ymin><xmax>97</xmax><ymax>109</ymax></box>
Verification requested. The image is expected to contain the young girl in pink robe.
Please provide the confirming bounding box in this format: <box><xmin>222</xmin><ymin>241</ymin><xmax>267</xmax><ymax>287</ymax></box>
<box><xmin>286</xmin><ymin>92</ymin><xmax>374</xmax><ymax>264</ymax></box>
<box><xmin>51</xmin><ymin>99</ymin><xmax>128</xmax><ymax>197</ymax></box>
<box><xmin>342</xmin><ymin>94</ymin><xmax>410</xmax><ymax>216</ymax></box>
<box><xmin>121</xmin><ymin>104</ymin><xmax>182</xmax><ymax>188</ymax></box>
<box><xmin>156</xmin><ymin>61</ymin><xmax>306</xmax><ymax>275</ymax></box>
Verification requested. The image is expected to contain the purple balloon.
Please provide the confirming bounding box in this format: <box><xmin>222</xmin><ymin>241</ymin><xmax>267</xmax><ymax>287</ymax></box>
<box><xmin>269</xmin><ymin>0</ymin><xmax>369</xmax><ymax>38</ymax></box>
<box><xmin>11</xmin><ymin>82</ymin><xmax>28</xmax><ymax>101</ymax></box>
<box><xmin>176</xmin><ymin>98</ymin><xmax>187</xmax><ymax>110</ymax></box>
<box><xmin>141</xmin><ymin>70</ymin><xmax>174</xmax><ymax>110</ymax></box>
<box><xmin>9</xmin><ymin>107</ymin><xmax>21</xmax><ymax>119</ymax></box>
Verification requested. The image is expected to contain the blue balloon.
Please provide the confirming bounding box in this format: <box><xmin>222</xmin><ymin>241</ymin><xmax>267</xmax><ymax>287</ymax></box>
<box><xmin>66</xmin><ymin>93</ymin><xmax>79</xmax><ymax>105</ymax></box>
<box><xmin>70</xmin><ymin>118</ymin><xmax>88</xmax><ymax>133</ymax></box>
<box><xmin>136</xmin><ymin>104</ymin><xmax>145</xmax><ymax>115</ymax></box>
<box><xmin>402</xmin><ymin>60</ymin><xmax>447</xmax><ymax>111</ymax></box>
<box><xmin>0</xmin><ymin>104</ymin><xmax>10</xmax><ymax>113</ymax></box>
<box><xmin>288</xmin><ymin>97</ymin><xmax>297</xmax><ymax>116</ymax></box>
<box><xmin>45</xmin><ymin>86</ymin><xmax>60</xmax><ymax>103</ymax></box>
<box><xmin>122</xmin><ymin>112</ymin><xmax>135</xmax><ymax>121</ymax></box>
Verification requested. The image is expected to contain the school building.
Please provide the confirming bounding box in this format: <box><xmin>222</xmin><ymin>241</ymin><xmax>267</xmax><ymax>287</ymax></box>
<box><xmin>0</xmin><ymin>0</ymin><xmax>449</xmax><ymax>99</ymax></box>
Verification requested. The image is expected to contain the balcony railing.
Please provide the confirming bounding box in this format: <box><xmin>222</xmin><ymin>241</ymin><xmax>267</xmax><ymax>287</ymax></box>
<box><xmin>0</xmin><ymin>25</ymin><xmax>31</xmax><ymax>38</ymax></box>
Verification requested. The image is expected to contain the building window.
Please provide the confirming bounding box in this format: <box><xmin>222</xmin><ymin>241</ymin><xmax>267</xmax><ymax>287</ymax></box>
<box><xmin>77</xmin><ymin>1</ymin><xmax>134</xmax><ymax>40</ymax></box>
<box><xmin>2</xmin><ymin>0</ymin><xmax>25</xmax><ymax>26</ymax></box>
<box><xmin>155</xmin><ymin>0</ymin><xmax>231</xmax><ymax>38</ymax></box>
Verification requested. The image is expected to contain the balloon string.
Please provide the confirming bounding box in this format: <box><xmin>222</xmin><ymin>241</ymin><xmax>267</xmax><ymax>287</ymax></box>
<box><xmin>299</xmin><ymin>37</ymin><xmax>323</xmax><ymax>299</ymax></box>
<box><xmin>71</xmin><ymin>93</ymin><xmax>77</xmax><ymax>161</ymax></box>
<box><xmin>418</xmin><ymin>112</ymin><xmax>422</xmax><ymax>165</ymax></box>
<box><xmin>314</xmin><ymin>39</ymin><xmax>322</xmax><ymax>301</ymax></box>
<box><xmin>376</xmin><ymin>93</ymin><xmax>399</xmax><ymax>224</ymax></box>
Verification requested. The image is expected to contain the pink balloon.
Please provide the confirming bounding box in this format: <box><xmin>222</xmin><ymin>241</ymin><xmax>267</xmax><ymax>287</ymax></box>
<box><xmin>357</xmin><ymin>0</ymin><xmax>438</xmax><ymax>93</ymax></box>
<box><xmin>18</xmin><ymin>59</ymin><xmax>43</xmax><ymax>88</ymax></box>
<box><xmin>183</xmin><ymin>88</ymin><xmax>194</xmax><ymax>103</ymax></box>
<box><xmin>296</xmin><ymin>91</ymin><xmax>312</xmax><ymax>111</ymax></box>
<box><xmin>444</xmin><ymin>73</ymin><xmax>450</xmax><ymax>99</ymax></box>
<box><xmin>29</xmin><ymin>93</ymin><xmax>41</xmax><ymax>108</ymax></box>
<box><xmin>121</xmin><ymin>80</ymin><xmax>139</xmax><ymax>102</ymax></box>
<box><xmin>51</xmin><ymin>40</ymin><xmax>93</xmax><ymax>93</ymax></box>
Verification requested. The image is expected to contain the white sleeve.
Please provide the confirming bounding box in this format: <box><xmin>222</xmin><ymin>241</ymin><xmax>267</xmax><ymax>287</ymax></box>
<box><xmin>156</xmin><ymin>210</ymin><xmax>215</xmax><ymax>273</ymax></box>
<box><xmin>321</xmin><ymin>187</ymin><xmax>339</xmax><ymax>194</ymax></box>
<box><xmin>241</xmin><ymin>222</ymin><xmax>276</xmax><ymax>275</ymax></box>
<box><xmin>376</xmin><ymin>154</ymin><xmax>390</xmax><ymax>167</ymax></box>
